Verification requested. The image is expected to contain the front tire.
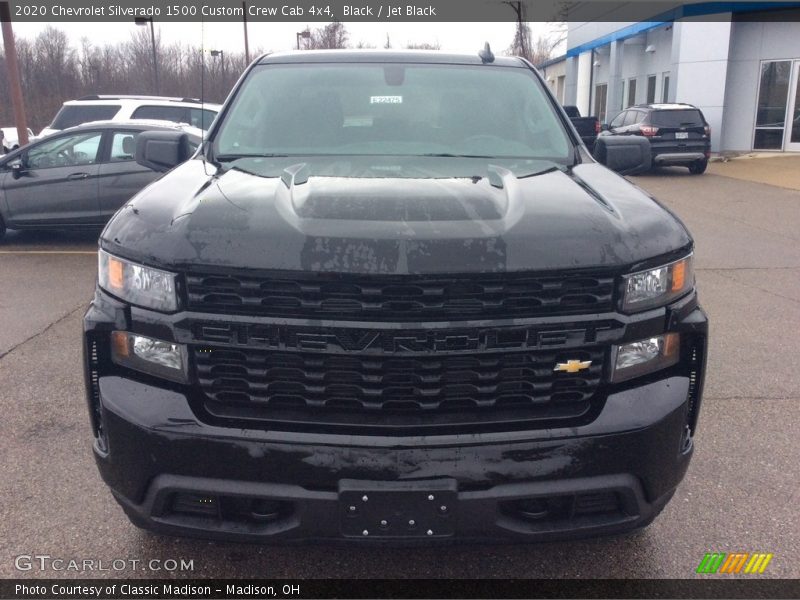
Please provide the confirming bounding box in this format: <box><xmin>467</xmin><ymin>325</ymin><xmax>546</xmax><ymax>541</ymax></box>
<box><xmin>0</xmin><ymin>216</ymin><xmax>6</xmax><ymax>241</ymax></box>
<box><xmin>689</xmin><ymin>159</ymin><xmax>708</xmax><ymax>175</ymax></box>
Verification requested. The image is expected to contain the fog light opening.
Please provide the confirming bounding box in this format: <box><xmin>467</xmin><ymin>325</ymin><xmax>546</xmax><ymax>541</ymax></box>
<box><xmin>250</xmin><ymin>498</ymin><xmax>285</xmax><ymax>521</ymax></box>
<box><xmin>513</xmin><ymin>498</ymin><xmax>549</xmax><ymax>520</ymax></box>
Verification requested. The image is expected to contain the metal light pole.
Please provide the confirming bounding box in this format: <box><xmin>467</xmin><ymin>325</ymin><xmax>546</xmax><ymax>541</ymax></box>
<box><xmin>296</xmin><ymin>29</ymin><xmax>310</xmax><ymax>50</ymax></box>
<box><xmin>135</xmin><ymin>17</ymin><xmax>159</xmax><ymax>95</ymax></box>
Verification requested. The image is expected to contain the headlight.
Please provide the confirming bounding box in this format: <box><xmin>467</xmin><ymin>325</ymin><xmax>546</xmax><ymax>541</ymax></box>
<box><xmin>622</xmin><ymin>254</ymin><xmax>694</xmax><ymax>312</ymax></box>
<box><xmin>110</xmin><ymin>331</ymin><xmax>188</xmax><ymax>383</ymax></box>
<box><xmin>98</xmin><ymin>250</ymin><xmax>178</xmax><ymax>312</ymax></box>
<box><xmin>611</xmin><ymin>333</ymin><xmax>680</xmax><ymax>382</ymax></box>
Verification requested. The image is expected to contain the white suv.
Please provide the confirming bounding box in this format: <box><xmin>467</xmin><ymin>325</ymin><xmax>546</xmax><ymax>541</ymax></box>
<box><xmin>39</xmin><ymin>95</ymin><xmax>222</xmax><ymax>138</ymax></box>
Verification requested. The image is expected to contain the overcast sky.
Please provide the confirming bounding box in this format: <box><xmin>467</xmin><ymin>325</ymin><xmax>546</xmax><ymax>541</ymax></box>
<box><xmin>10</xmin><ymin>21</ymin><xmax>560</xmax><ymax>56</ymax></box>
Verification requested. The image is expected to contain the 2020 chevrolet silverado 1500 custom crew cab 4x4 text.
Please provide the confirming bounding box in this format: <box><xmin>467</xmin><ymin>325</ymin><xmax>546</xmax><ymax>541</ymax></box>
<box><xmin>83</xmin><ymin>49</ymin><xmax>708</xmax><ymax>543</ymax></box>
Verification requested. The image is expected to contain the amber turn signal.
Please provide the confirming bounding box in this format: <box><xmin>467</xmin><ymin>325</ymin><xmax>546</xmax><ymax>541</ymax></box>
<box><xmin>110</xmin><ymin>330</ymin><xmax>130</xmax><ymax>358</ymax></box>
<box><xmin>107</xmin><ymin>256</ymin><xmax>125</xmax><ymax>291</ymax></box>
<box><xmin>671</xmin><ymin>260</ymin><xmax>686</xmax><ymax>292</ymax></box>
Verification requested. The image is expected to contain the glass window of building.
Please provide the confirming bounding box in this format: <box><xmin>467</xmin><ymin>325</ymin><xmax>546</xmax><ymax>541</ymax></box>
<box><xmin>647</xmin><ymin>75</ymin><xmax>657</xmax><ymax>103</ymax></box>
<box><xmin>753</xmin><ymin>60</ymin><xmax>791</xmax><ymax>150</ymax></box>
<box><xmin>627</xmin><ymin>78</ymin><xmax>637</xmax><ymax>107</ymax></box>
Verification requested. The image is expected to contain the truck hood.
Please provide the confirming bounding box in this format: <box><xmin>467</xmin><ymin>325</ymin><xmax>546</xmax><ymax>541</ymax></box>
<box><xmin>101</xmin><ymin>159</ymin><xmax>691</xmax><ymax>274</ymax></box>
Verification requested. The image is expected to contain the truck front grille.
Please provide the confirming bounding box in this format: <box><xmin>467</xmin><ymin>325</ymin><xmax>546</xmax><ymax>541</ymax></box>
<box><xmin>193</xmin><ymin>345</ymin><xmax>606</xmax><ymax>430</ymax></box>
<box><xmin>185</xmin><ymin>270</ymin><xmax>616</xmax><ymax>321</ymax></box>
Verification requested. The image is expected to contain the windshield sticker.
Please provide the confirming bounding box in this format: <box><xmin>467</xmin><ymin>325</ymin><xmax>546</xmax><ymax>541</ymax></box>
<box><xmin>370</xmin><ymin>95</ymin><xmax>403</xmax><ymax>104</ymax></box>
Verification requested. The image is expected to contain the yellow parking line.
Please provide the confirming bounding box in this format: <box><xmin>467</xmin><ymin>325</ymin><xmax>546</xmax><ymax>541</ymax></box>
<box><xmin>0</xmin><ymin>250</ymin><xmax>97</xmax><ymax>254</ymax></box>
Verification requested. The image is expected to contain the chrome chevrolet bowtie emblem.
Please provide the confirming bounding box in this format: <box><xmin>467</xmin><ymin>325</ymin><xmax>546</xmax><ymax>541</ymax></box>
<box><xmin>553</xmin><ymin>359</ymin><xmax>592</xmax><ymax>373</ymax></box>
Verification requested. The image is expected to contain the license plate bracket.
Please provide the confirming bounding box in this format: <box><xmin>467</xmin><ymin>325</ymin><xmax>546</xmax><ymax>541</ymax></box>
<box><xmin>339</xmin><ymin>479</ymin><xmax>457</xmax><ymax>539</ymax></box>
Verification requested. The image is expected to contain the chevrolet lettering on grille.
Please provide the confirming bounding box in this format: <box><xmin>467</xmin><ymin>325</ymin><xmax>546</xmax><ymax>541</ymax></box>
<box><xmin>189</xmin><ymin>321</ymin><xmax>620</xmax><ymax>353</ymax></box>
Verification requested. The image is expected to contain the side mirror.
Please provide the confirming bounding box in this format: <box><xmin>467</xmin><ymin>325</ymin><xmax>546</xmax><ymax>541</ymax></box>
<box><xmin>592</xmin><ymin>136</ymin><xmax>652</xmax><ymax>175</ymax></box>
<box><xmin>9</xmin><ymin>160</ymin><xmax>26</xmax><ymax>179</ymax></box>
<box><xmin>135</xmin><ymin>131</ymin><xmax>193</xmax><ymax>172</ymax></box>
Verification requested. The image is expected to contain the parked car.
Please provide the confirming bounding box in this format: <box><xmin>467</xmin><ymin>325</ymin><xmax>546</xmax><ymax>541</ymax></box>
<box><xmin>1</xmin><ymin>127</ymin><xmax>37</xmax><ymax>152</ymax></box>
<box><xmin>84</xmin><ymin>49</ymin><xmax>707</xmax><ymax>543</ymax></box>
<box><xmin>600</xmin><ymin>103</ymin><xmax>711</xmax><ymax>174</ymax></box>
<box><xmin>38</xmin><ymin>95</ymin><xmax>221</xmax><ymax>138</ymax></box>
<box><xmin>0</xmin><ymin>120</ymin><xmax>201</xmax><ymax>239</ymax></box>
<box><xmin>563</xmin><ymin>105</ymin><xmax>600</xmax><ymax>151</ymax></box>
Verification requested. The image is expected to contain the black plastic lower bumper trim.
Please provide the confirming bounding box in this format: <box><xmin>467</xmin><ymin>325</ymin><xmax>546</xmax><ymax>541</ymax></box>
<box><xmin>113</xmin><ymin>472</ymin><xmax>675</xmax><ymax>544</ymax></box>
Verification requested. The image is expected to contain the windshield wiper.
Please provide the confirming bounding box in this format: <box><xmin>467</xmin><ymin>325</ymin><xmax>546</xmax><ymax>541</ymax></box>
<box><xmin>215</xmin><ymin>153</ymin><xmax>291</xmax><ymax>162</ymax></box>
<box><xmin>420</xmin><ymin>153</ymin><xmax>497</xmax><ymax>159</ymax></box>
<box><xmin>517</xmin><ymin>165</ymin><xmax>561</xmax><ymax>179</ymax></box>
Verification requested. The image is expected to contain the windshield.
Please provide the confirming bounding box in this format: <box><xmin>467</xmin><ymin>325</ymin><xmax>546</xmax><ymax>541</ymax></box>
<box><xmin>214</xmin><ymin>63</ymin><xmax>572</xmax><ymax>164</ymax></box>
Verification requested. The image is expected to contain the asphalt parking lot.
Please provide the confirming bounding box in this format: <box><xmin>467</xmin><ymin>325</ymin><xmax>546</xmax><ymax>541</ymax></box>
<box><xmin>1</xmin><ymin>165</ymin><xmax>798</xmax><ymax>579</ymax></box>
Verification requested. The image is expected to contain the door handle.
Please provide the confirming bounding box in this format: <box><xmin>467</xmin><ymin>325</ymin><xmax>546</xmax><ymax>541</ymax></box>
<box><xmin>67</xmin><ymin>172</ymin><xmax>89</xmax><ymax>180</ymax></box>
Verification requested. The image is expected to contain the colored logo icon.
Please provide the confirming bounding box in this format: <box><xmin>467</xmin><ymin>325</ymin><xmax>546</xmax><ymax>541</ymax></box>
<box><xmin>696</xmin><ymin>552</ymin><xmax>773</xmax><ymax>574</ymax></box>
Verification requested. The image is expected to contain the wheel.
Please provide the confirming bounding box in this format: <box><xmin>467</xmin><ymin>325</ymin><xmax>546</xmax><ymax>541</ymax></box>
<box><xmin>688</xmin><ymin>159</ymin><xmax>708</xmax><ymax>174</ymax></box>
<box><xmin>0</xmin><ymin>216</ymin><xmax>6</xmax><ymax>241</ymax></box>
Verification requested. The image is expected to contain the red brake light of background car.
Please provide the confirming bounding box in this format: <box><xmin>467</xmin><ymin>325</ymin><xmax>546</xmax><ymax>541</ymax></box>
<box><xmin>639</xmin><ymin>125</ymin><xmax>659</xmax><ymax>137</ymax></box>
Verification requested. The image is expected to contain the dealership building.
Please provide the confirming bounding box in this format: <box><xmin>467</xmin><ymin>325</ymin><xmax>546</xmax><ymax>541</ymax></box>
<box><xmin>540</xmin><ymin>4</ymin><xmax>800</xmax><ymax>153</ymax></box>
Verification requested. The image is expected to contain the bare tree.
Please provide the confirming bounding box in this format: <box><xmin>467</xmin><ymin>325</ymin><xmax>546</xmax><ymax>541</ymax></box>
<box><xmin>384</xmin><ymin>34</ymin><xmax>392</xmax><ymax>49</ymax></box>
<box><xmin>125</xmin><ymin>28</ymin><xmax>162</xmax><ymax>94</ymax></box>
<box><xmin>404</xmin><ymin>42</ymin><xmax>441</xmax><ymax>50</ymax></box>
<box><xmin>0</xmin><ymin>26</ymin><xmax>256</xmax><ymax>131</ymax></box>
<box><xmin>504</xmin><ymin>1</ymin><xmax>531</xmax><ymax>60</ymax></box>
<box><xmin>529</xmin><ymin>35</ymin><xmax>557</xmax><ymax>66</ymax></box>
<box><xmin>504</xmin><ymin>1</ymin><xmax>564</xmax><ymax>65</ymax></box>
<box><xmin>28</xmin><ymin>27</ymin><xmax>81</xmax><ymax>128</ymax></box>
<box><xmin>306</xmin><ymin>22</ymin><xmax>348</xmax><ymax>50</ymax></box>
<box><xmin>549</xmin><ymin>21</ymin><xmax>568</xmax><ymax>52</ymax></box>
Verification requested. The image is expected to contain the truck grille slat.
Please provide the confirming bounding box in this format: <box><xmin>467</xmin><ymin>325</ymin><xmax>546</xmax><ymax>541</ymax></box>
<box><xmin>185</xmin><ymin>270</ymin><xmax>615</xmax><ymax>320</ymax></box>
<box><xmin>193</xmin><ymin>347</ymin><xmax>605</xmax><ymax>420</ymax></box>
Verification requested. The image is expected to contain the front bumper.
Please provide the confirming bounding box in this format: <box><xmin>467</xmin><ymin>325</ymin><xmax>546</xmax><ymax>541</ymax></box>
<box><xmin>96</xmin><ymin>374</ymin><xmax>691</xmax><ymax>543</ymax></box>
<box><xmin>84</xmin><ymin>290</ymin><xmax>708</xmax><ymax>543</ymax></box>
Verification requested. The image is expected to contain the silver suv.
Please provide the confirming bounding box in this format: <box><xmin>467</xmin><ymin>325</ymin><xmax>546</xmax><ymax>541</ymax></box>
<box><xmin>39</xmin><ymin>95</ymin><xmax>221</xmax><ymax>138</ymax></box>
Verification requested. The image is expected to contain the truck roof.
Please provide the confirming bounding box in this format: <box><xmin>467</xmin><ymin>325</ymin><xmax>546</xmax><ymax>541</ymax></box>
<box><xmin>257</xmin><ymin>49</ymin><xmax>526</xmax><ymax>67</ymax></box>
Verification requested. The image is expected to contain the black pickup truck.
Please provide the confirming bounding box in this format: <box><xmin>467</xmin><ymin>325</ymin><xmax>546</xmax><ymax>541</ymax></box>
<box><xmin>83</xmin><ymin>49</ymin><xmax>707</xmax><ymax>543</ymax></box>
<box><xmin>563</xmin><ymin>105</ymin><xmax>600</xmax><ymax>151</ymax></box>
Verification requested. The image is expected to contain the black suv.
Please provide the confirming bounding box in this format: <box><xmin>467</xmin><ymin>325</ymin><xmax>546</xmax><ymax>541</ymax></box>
<box><xmin>601</xmin><ymin>103</ymin><xmax>711</xmax><ymax>174</ymax></box>
<box><xmin>83</xmin><ymin>50</ymin><xmax>708</xmax><ymax>543</ymax></box>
